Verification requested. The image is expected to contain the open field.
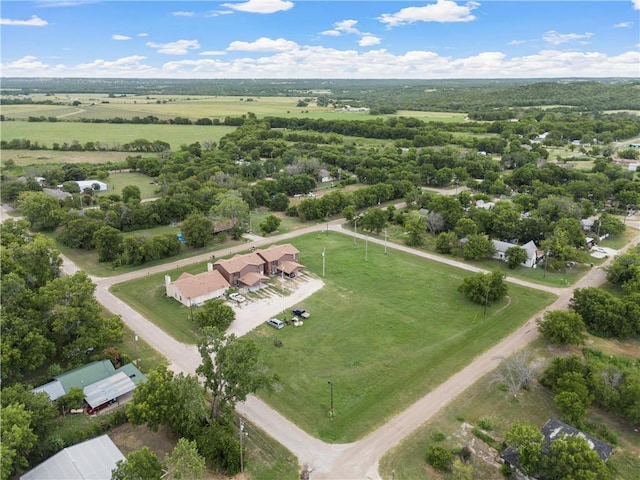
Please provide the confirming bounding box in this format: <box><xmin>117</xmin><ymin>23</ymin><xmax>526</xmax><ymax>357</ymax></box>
<box><xmin>3</xmin><ymin>94</ymin><xmax>471</xmax><ymax>123</ymax></box>
<box><xmin>379</xmin><ymin>338</ymin><xmax>640</xmax><ymax>480</ymax></box>
<box><xmin>1</xmin><ymin>149</ymin><xmax>155</xmax><ymax>167</ymax></box>
<box><xmin>1</xmin><ymin>121</ymin><xmax>236</xmax><ymax>149</ymax></box>
<box><xmin>243</xmin><ymin>233</ymin><xmax>555</xmax><ymax>443</ymax></box>
<box><xmin>105</xmin><ymin>171</ymin><xmax>159</xmax><ymax>199</ymax></box>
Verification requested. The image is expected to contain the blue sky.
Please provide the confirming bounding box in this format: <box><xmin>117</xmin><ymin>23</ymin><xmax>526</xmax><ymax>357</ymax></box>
<box><xmin>1</xmin><ymin>0</ymin><xmax>639</xmax><ymax>78</ymax></box>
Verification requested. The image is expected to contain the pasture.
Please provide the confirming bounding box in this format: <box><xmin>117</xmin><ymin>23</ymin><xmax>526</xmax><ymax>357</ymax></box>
<box><xmin>0</xmin><ymin>121</ymin><xmax>236</xmax><ymax>150</ymax></box>
<box><xmin>106</xmin><ymin>171</ymin><xmax>159</xmax><ymax>199</ymax></box>
<box><xmin>1</xmin><ymin>149</ymin><xmax>155</xmax><ymax>167</ymax></box>
<box><xmin>246</xmin><ymin>233</ymin><xmax>554</xmax><ymax>442</ymax></box>
<box><xmin>3</xmin><ymin>93</ymin><xmax>471</xmax><ymax>123</ymax></box>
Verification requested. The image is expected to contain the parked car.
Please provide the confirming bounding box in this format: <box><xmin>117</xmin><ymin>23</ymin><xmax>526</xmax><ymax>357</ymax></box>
<box><xmin>229</xmin><ymin>293</ymin><xmax>246</xmax><ymax>303</ymax></box>
<box><xmin>292</xmin><ymin>308</ymin><xmax>310</xmax><ymax>319</ymax></box>
<box><xmin>266</xmin><ymin>318</ymin><xmax>284</xmax><ymax>329</ymax></box>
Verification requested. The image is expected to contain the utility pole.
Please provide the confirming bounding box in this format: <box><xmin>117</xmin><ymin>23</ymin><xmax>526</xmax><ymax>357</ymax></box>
<box><xmin>322</xmin><ymin>247</ymin><xmax>326</xmax><ymax>277</ymax></box>
<box><xmin>239</xmin><ymin>418</ymin><xmax>246</xmax><ymax>473</ymax></box>
<box><xmin>353</xmin><ymin>218</ymin><xmax>358</xmax><ymax>245</ymax></box>
<box><xmin>365</xmin><ymin>236</ymin><xmax>368</xmax><ymax>261</ymax></box>
<box><xmin>384</xmin><ymin>228</ymin><xmax>388</xmax><ymax>254</ymax></box>
<box><xmin>134</xmin><ymin>334</ymin><xmax>139</xmax><ymax>368</ymax></box>
<box><xmin>484</xmin><ymin>281</ymin><xmax>490</xmax><ymax>316</ymax></box>
<box><xmin>327</xmin><ymin>381</ymin><xmax>334</xmax><ymax>419</ymax></box>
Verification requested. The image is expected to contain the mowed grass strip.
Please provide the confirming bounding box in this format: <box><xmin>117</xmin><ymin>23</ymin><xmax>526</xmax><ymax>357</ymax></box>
<box><xmin>1</xmin><ymin>149</ymin><xmax>155</xmax><ymax>167</ymax></box>
<box><xmin>1</xmin><ymin>121</ymin><xmax>236</xmax><ymax>149</ymax></box>
<box><xmin>244</xmin><ymin>233</ymin><xmax>555</xmax><ymax>443</ymax></box>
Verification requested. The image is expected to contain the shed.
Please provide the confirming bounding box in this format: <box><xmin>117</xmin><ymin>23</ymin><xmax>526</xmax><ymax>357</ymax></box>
<box><xmin>83</xmin><ymin>371</ymin><xmax>136</xmax><ymax>410</ymax></box>
<box><xmin>21</xmin><ymin>434</ymin><xmax>124</xmax><ymax>480</ymax></box>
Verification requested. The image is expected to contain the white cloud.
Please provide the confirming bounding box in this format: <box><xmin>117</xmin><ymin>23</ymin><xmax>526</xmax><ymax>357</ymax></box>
<box><xmin>35</xmin><ymin>1</ymin><xmax>97</xmax><ymax>7</ymax></box>
<box><xmin>206</xmin><ymin>10</ymin><xmax>234</xmax><ymax>17</ymax></box>
<box><xmin>200</xmin><ymin>51</ymin><xmax>227</xmax><ymax>56</ymax></box>
<box><xmin>4</xmin><ymin>47</ymin><xmax>639</xmax><ymax>79</ymax></box>
<box><xmin>378</xmin><ymin>0</ymin><xmax>479</xmax><ymax>27</ymax></box>
<box><xmin>112</xmin><ymin>34</ymin><xmax>131</xmax><ymax>41</ymax></box>
<box><xmin>614</xmin><ymin>22</ymin><xmax>633</xmax><ymax>28</ymax></box>
<box><xmin>227</xmin><ymin>37</ymin><xmax>298</xmax><ymax>52</ymax></box>
<box><xmin>508</xmin><ymin>40</ymin><xmax>525</xmax><ymax>46</ymax></box>
<box><xmin>173</xmin><ymin>11</ymin><xmax>195</xmax><ymax>17</ymax></box>
<box><xmin>543</xmin><ymin>30</ymin><xmax>593</xmax><ymax>45</ymax></box>
<box><xmin>138</xmin><ymin>33</ymin><xmax>148</xmax><ymax>37</ymax></box>
<box><xmin>221</xmin><ymin>0</ymin><xmax>294</xmax><ymax>14</ymax></box>
<box><xmin>359</xmin><ymin>36</ymin><xmax>381</xmax><ymax>47</ymax></box>
<box><xmin>146</xmin><ymin>39</ymin><xmax>200</xmax><ymax>55</ymax></box>
<box><xmin>321</xmin><ymin>19</ymin><xmax>360</xmax><ymax>36</ymax></box>
<box><xmin>633</xmin><ymin>0</ymin><xmax>640</xmax><ymax>10</ymax></box>
<box><xmin>0</xmin><ymin>15</ymin><xmax>48</xmax><ymax>26</ymax></box>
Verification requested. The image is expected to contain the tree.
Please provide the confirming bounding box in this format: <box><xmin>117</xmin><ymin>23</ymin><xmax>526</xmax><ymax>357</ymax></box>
<box><xmin>269</xmin><ymin>192</ymin><xmax>289</xmax><ymax>211</ymax></box>
<box><xmin>458</xmin><ymin>269</ymin><xmax>507</xmax><ymax>307</ymax></box>
<box><xmin>426</xmin><ymin>211</ymin><xmax>445</xmax><ymax>235</ymax></box>
<box><xmin>462</xmin><ymin>234</ymin><xmax>495</xmax><ymax>261</ymax></box>
<box><xmin>452</xmin><ymin>458</ymin><xmax>475</xmax><ymax>480</ymax></box>
<box><xmin>163</xmin><ymin>438</ymin><xmax>206</xmax><ymax>480</ymax></box>
<box><xmin>259</xmin><ymin>214</ymin><xmax>281</xmax><ymax>235</ymax></box>
<box><xmin>196</xmin><ymin>328</ymin><xmax>276</xmax><ymax>420</ymax></box>
<box><xmin>0</xmin><ymin>404</ymin><xmax>37</xmax><ymax>480</ymax></box>
<box><xmin>0</xmin><ymin>384</ymin><xmax>58</xmax><ymax>439</ymax></box>
<box><xmin>127</xmin><ymin>365</ymin><xmax>207</xmax><ymax>436</ymax></box>
<box><xmin>505</xmin><ymin>246</ymin><xmax>528</xmax><ymax>269</ymax></box>
<box><xmin>111</xmin><ymin>446</ymin><xmax>163</xmax><ymax>480</ymax></box>
<box><xmin>192</xmin><ymin>299</ymin><xmax>235</xmax><ymax>332</ymax></box>
<box><xmin>360</xmin><ymin>208</ymin><xmax>388</xmax><ymax>234</ymax></box>
<box><xmin>93</xmin><ymin>225</ymin><xmax>124</xmax><ymax>262</ymax></box>
<box><xmin>541</xmin><ymin>435</ymin><xmax>610</xmax><ymax>480</ymax></box>
<box><xmin>404</xmin><ymin>212</ymin><xmax>425</xmax><ymax>247</ymax></box>
<box><xmin>570</xmin><ymin>287</ymin><xmax>638</xmax><ymax>338</ymax></box>
<box><xmin>554</xmin><ymin>371</ymin><xmax>593</xmax><ymax>424</ymax></box>
<box><xmin>435</xmin><ymin>231</ymin><xmax>459</xmax><ymax>254</ymax></box>
<box><xmin>122</xmin><ymin>185</ymin><xmax>142</xmax><ymax>204</ymax></box>
<box><xmin>425</xmin><ymin>444</ymin><xmax>453</xmax><ymax>471</ymax></box>
<box><xmin>537</xmin><ymin>310</ymin><xmax>586</xmax><ymax>345</ymax></box>
<box><xmin>504</xmin><ymin>421</ymin><xmax>543</xmax><ymax>475</ymax></box>
<box><xmin>181</xmin><ymin>213</ymin><xmax>212</xmax><ymax>248</ymax></box>
<box><xmin>492</xmin><ymin>350</ymin><xmax>537</xmax><ymax>400</ymax></box>
<box><xmin>17</xmin><ymin>191</ymin><xmax>63</xmax><ymax>231</ymax></box>
<box><xmin>58</xmin><ymin>218</ymin><xmax>104</xmax><ymax>249</ymax></box>
<box><xmin>212</xmin><ymin>193</ymin><xmax>250</xmax><ymax>238</ymax></box>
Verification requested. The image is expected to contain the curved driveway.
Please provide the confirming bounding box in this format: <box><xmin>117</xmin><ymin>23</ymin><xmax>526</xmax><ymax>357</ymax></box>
<box><xmin>47</xmin><ymin>212</ymin><xmax>640</xmax><ymax>479</ymax></box>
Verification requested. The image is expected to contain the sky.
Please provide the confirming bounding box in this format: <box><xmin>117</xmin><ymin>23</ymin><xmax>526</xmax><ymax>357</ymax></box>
<box><xmin>1</xmin><ymin>0</ymin><xmax>639</xmax><ymax>79</ymax></box>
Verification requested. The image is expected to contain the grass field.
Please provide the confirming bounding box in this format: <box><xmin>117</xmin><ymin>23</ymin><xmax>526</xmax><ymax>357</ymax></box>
<box><xmin>378</xmin><ymin>338</ymin><xmax>640</xmax><ymax>480</ymax></box>
<box><xmin>242</xmin><ymin>233</ymin><xmax>554</xmax><ymax>443</ymax></box>
<box><xmin>1</xmin><ymin>149</ymin><xmax>155</xmax><ymax>167</ymax></box>
<box><xmin>105</xmin><ymin>171</ymin><xmax>159</xmax><ymax>199</ymax></box>
<box><xmin>1</xmin><ymin>121</ymin><xmax>236</xmax><ymax>150</ymax></box>
<box><xmin>3</xmin><ymin>94</ymin><xmax>472</xmax><ymax>123</ymax></box>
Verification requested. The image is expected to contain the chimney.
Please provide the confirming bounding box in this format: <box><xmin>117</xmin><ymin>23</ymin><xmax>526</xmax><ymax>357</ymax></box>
<box><xmin>164</xmin><ymin>274</ymin><xmax>171</xmax><ymax>291</ymax></box>
<box><xmin>207</xmin><ymin>262</ymin><xmax>213</xmax><ymax>272</ymax></box>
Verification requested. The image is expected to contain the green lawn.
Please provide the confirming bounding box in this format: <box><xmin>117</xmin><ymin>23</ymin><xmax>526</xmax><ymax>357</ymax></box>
<box><xmin>599</xmin><ymin>227</ymin><xmax>640</xmax><ymax>250</ymax></box>
<box><xmin>103</xmin><ymin>171</ymin><xmax>159</xmax><ymax>199</ymax></box>
<box><xmin>378</xmin><ymin>339</ymin><xmax>640</xmax><ymax>480</ymax></box>
<box><xmin>243</xmin><ymin>233</ymin><xmax>555</xmax><ymax>443</ymax></box>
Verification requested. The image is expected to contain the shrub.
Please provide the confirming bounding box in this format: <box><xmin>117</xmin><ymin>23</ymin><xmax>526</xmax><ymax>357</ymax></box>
<box><xmin>426</xmin><ymin>445</ymin><xmax>453</xmax><ymax>471</ymax></box>
<box><xmin>478</xmin><ymin>416</ymin><xmax>494</xmax><ymax>431</ymax></box>
<box><xmin>431</xmin><ymin>431</ymin><xmax>446</xmax><ymax>442</ymax></box>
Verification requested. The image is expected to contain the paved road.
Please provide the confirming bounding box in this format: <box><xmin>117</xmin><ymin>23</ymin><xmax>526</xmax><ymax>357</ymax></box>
<box><xmin>10</xmin><ymin>203</ymin><xmax>638</xmax><ymax>479</ymax></box>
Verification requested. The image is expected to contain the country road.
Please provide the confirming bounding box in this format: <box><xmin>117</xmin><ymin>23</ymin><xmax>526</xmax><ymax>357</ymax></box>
<box><xmin>4</xmin><ymin>202</ymin><xmax>639</xmax><ymax>479</ymax></box>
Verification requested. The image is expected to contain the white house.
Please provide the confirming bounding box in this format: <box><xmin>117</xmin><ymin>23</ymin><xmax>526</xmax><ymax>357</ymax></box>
<box><xmin>76</xmin><ymin>180</ymin><xmax>108</xmax><ymax>191</ymax></box>
<box><xmin>165</xmin><ymin>263</ymin><xmax>230</xmax><ymax>307</ymax></box>
<box><xmin>318</xmin><ymin>168</ymin><xmax>333</xmax><ymax>183</ymax></box>
<box><xmin>492</xmin><ymin>240</ymin><xmax>543</xmax><ymax>268</ymax></box>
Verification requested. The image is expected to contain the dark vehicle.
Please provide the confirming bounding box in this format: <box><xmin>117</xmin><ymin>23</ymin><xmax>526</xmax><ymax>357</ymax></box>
<box><xmin>292</xmin><ymin>308</ymin><xmax>310</xmax><ymax>319</ymax></box>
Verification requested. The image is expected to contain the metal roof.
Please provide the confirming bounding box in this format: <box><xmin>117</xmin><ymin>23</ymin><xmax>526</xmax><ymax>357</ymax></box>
<box><xmin>83</xmin><ymin>372</ymin><xmax>136</xmax><ymax>409</ymax></box>
<box><xmin>21</xmin><ymin>434</ymin><xmax>124</xmax><ymax>480</ymax></box>
<box><xmin>32</xmin><ymin>380</ymin><xmax>66</xmax><ymax>401</ymax></box>
<box><xmin>56</xmin><ymin>360</ymin><xmax>116</xmax><ymax>392</ymax></box>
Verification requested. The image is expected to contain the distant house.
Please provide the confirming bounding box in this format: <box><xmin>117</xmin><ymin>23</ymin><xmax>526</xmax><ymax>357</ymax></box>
<box><xmin>492</xmin><ymin>240</ymin><xmax>543</xmax><ymax>268</ymax></box>
<box><xmin>21</xmin><ymin>434</ymin><xmax>125</xmax><ymax>480</ymax></box>
<box><xmin>165</xmin><ymin>264</ymin><xmax>230</xmax><ymax>307</ymax></box>
<box><xmin>318</xmin><ymin>168</ymin><xmax>333</xmax><ymax>183</ymax></box>
<box><xmin>213</xmin><ymin>252</ymin><xmax>269</xmax><ymax>289</ymax></box>
<box><xmin>63</xmin><ymin>180</ymin><xmax>108</xmax><ymax>192</ymax></box>
<box><xmin>475</xmin><ymin>199</ymin><xmax>495</xmax><ymax>210</ymax></box>
<box><xmin>32</xmin><ymin>360</ymin><xmax>146</xmax><ymax>411</ymax></box>
<box><xmin>256</xmin><ymin>243</ymin><xmax>305</xmax><ymax>277</ymax></box>
<box><xmin>502</xmin><ymin>418</ymin><xmax>614</xmax><ymax>480</ymax></box>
